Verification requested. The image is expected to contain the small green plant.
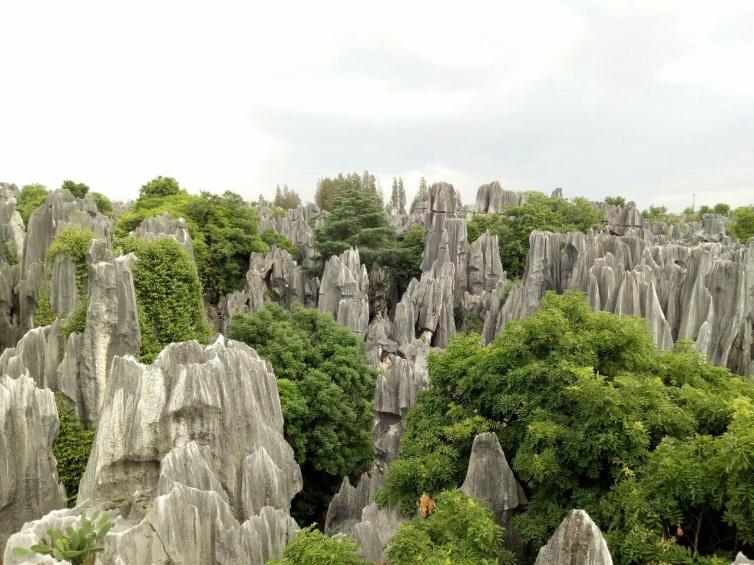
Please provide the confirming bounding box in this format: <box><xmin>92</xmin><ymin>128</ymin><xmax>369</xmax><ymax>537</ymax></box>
<box><xmin>35</xmin><ymin>286</ymin><xmax>56</xmax><ymax>327</ymax></box>
<box><xmin>13</xmin><ymin>511</ymin><xmax>111</xmax><ymax>564</ymax></box>
<box><xmin>268</xmin><ymin>525</ymin><xmax>367</xmax><ymax>565</ymax></box>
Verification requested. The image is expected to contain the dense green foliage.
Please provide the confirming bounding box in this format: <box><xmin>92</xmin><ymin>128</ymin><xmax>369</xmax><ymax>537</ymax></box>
<box><xmin>274</xmin><ymin>184</ymin><xmax>301</xmax><ymax>209</ymax></box>
<box><xmin>17</xmin><ymin>183</ymin><xmax>49</xmax><ymax>225</ymax></box>
<box><xmin>388</xmin><ymin>176</ymin><xmax>407</xmax><ymax>213</ymax></box>
<box><xmin>314</xmin><ymin>170</ymin><xmax>381</xmax><ymax>211</ymax></box>
<box><xmin>377</xmin><ymin>292</ymin><xmax>754</xmax><ymax>562</ymax></box>
<box><xmin>730</xmin><ymin>206</ymin><xmax>754</xmax><ymax>242</ymax></box>
<box><xmin>91</xmin><ymin>192</ymin><xmax>113</xmax><ymax>217</ymax></box>
<box><xmin>46</xmin><ymin>227</ymin><xmax>95</xmax><ymax>284</ymax></box>
<box><xmin>228</xmin><ymin>303</ymin><xmax>376</xmax><ymax>525</ymax></box>
<box><xmin>116</xmin><ymin>179</ymin><xmax>267</xmax><ymax>302</ymax></box>
<box><xmin>61</xmin><ymin>180</ymin><xmax>89</xmax><ymax>199</ymax></box>
<box><xmin>604</xmin><ymin>195</ymin><xmax>626</xmax><ymax>207</ymax></box>
<box><xmin>35</xmin><ymin>286</ymin><xmax>56</xmax><ymax>326</ymax></box>
<box><xmin>52</xmin><ymin>394</ymin><xmax>96</xmax><ymax>507</ymax></box>
<box><xmin>468</xmin><ymin>193</ymin><xmax>603</xmax><ymax>277</ymax></box>
<box><xmin>14</xmin><ymin>511</ymin><xmax>111</xmax><ymax>564</ymax></box>
<box><xmin>387</xmin><ymin>491</ymin><xmax>515</xmax><ymax>565</ymax></box>
<box><xmin>261</xmin><ymin>228</ymin><xmax>299</xmax><ymax>256</ymax></box>
<box><xmin>314</xmin><ymin>187</ymin><xmax>396</xmax><ymax>273</ymax></box>
<box><xmin>385</xmin><ymin>225</ymin><xmax>425</xmax><ymax>297</ymax></box>
<box><xmin>268</xmin><ymin>526</ymin><xmax>366</xmax><ymax>565</ymax></box>
<box><xmin>129</xmin><ymin>237</ymin><xmax>211</xmax><ymax>363</ymax></box>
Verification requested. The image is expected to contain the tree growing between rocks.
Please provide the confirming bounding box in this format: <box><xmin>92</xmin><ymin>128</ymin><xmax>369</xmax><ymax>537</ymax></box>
<box><xmin>60</xmin><ymin>180</ymin><xmax>89</xmax><ymax>199</ymax></box>
<box><xmin>731</xmin><ymin>206</ymin><xmax>754</xmax><ymax>242</ymax></box>
<box><xmin>17</xmin><ymin>183</ymin><xmax>49</xmax><ymax>225</ymax></box>
<box><xmin>377</xmin><ymin>291</ymin><xmax>754</xmax><ymax>563</ymax></box>
<box><xmin>274</xmin><ymin>184</ymin><xmax>302</xmax><ymax>209</ymax></box>
<box><xmin>228</xmin><ymin>303</ymin><xmax>376</xmax><ymax>526</ymax></box>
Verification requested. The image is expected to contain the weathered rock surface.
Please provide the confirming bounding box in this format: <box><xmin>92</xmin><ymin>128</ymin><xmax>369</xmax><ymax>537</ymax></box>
<box><xmin>0</xmin><ymin>184</ymin><xmax>24</xmax><ymax>349</ymax></box>
<box><xmin>0</xmin><ymin>321</ymin><xmax>63</xmax><ymax>390</ymax></box>
<box><xmin>130</xmin><ymin>213</ymin><xmax>194</xmax><ymax>258</ymax></box>
<box><xmin>0</xmin><ymin>374</ymin><xmax>65</xmax><ymax>555</ymax></box>
<box><xmin>5</xmin><ymin>336</ymin><xmax>303</xmax><ymax>564</ymax></box>
<box><xmin>318</xmin><ymin>248</ymin><xmax>369</xmax><ymax>337</ymax></box>
<box><xmin>475</xmin><ymin>181</ymin><xmax>527</xmax><ymax>213</ymax></box>
<box><xmin>325</xmin><ymin>464</ymin><xmax>386</xmax><ymax>536</ymax></box>
<box><xmin>733</xmin><ymin>552</ymin><xmax>754</xmax><ymax>564</ymax></box>
<box><xmin>534</xmin><ymin>509</ymin><xmax>613</xmax><ymax>565</ymax></box>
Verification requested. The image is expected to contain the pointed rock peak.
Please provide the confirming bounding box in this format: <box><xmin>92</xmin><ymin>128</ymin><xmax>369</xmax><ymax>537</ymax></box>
<box><xmin>535</xmin><ymin>509</ymin><xmax>613</xmax><ymax>565</ymax></box>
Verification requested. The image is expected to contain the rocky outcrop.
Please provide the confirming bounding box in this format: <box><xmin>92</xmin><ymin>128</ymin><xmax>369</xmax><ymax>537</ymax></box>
<box><xmin>318</xmin><ymin>248</ymin><xmax>369</xmax><ymax>337</ymax></box>
<box><xmin>351</xmin><ymin>502</ymin><xmax>405</xmax><ymax>563</ymax></box>
<box><xmin>534</xmin><ymin>509</ymin><xmax>613</xmax><ymax>565</ymax></box>
<box><xmin>493</xmin><ymin>229</ymin><xmax>754</xmax><ymax>373</ymax></box>
<box><xmin>6</xmin><ymin>336</ymin><xmax>302</xmax><ymax>564</ymax></box>
<box><xmin>222</xmin><ymin>246</ymin><xmax>319</xmax><ymax>333</ymax></box>
<box><xmin>475</xmin><ymin>181</ymin><xmax>527</xmax><ymax>213</ymax></box>
<box><xmin>18</xmin><ymin>189</ymin><xmax>112</xmax><ymax>333</ymax></box>
<box><xmin>733</xmin><ymin>552</ymin><xmax>754</xmax><ymax>564</ymax></box>
<box><xmin>0</xmin><ymin>321</ymin><xmax>63</xmax><ymax>390</ymax></box>
<box><xmin>600</xmin><ymin>202</ymin><xmax>642</xmax><ymax>235</ymax></box>
<box><xmin>0</xmin><ymin>184</ymin><xmax>24</xmax><ymax>350</ymax></box>
<box><xmin>325</xmin><ymin>464</ymin><xmax>386</xmax><ymax>536</ymax></box>
<box><xmin>0</xmin><ymin>374</ymin><xmax>66</xmax><ymax>555</ymax></box>
<box><xmin>130</xmin><ymin>213</ymin><xmax>194</xmax><ymax>258</ymax></box>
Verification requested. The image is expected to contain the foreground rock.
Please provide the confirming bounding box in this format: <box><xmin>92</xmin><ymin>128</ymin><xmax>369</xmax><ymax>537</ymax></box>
<box><xmin>534</xmin><ymin>509</ymin><xmax>613</xmax><ymax>565</ymax></box>
<box><xmin>5</xmin><ymin>337</ymin><xmax>302</xmax><ymax>564</ymax></box>
<box><xmin>0</xmin><ymin>374</ymin><xmax>65</xmax><ymax>555</ymax></box>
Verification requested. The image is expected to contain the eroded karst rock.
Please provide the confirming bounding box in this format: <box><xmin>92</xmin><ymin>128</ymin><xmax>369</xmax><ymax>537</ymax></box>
<box><xmin>0</xmin><ymin>374</ymin><xmax>65</xmax><ymax>555</ymax></box>
<box><xmin>130</xmin><ymin>212</ymin><xmax>194</xmax><ymax>258</ymax></box>
<box><xmin>5</xmin><ymin>336</ymin><xmax>303</xmax><ymax>564</ymax></box>
<box><xmin>318</xmin><ymin>248</ymin><xmax>369</xmax><ymax>337</ymax></box>
<box><xmin>534</xmin><ymin>509</ymin><xmax>613</xmax><ymax>565</ymax></box>
<box><xmin>474</xmin><ymin>181</ymin><xmax>527</xmax><ymax>213</ymax></box>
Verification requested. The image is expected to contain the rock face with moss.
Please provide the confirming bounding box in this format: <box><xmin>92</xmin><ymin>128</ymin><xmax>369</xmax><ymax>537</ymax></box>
<box><xmin>0</xmin><ymin>374</ymin><xmax>66</xmax><ymax>554</ymax></box>
<box><xmin>534</xmin><ymin>509</ymin><xmax>613</xmax><ymax>565</ymax></box>
<box><xmin>6</xmin><ymin>336</ymin><xmax>303</xmax><ymax>564</ymax></box>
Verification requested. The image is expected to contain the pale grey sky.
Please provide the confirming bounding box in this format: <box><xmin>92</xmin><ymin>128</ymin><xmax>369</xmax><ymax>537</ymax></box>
<box><xmin>1</xmin><ymin>1</ymin><xmax>753</xmax><ymax>210</ymax></box>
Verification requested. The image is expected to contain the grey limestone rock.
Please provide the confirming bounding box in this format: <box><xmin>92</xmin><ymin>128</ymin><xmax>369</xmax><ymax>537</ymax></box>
<box><xmin>325</xmin><ymin>464</ymin><xmax>386</xmax><ymax>536</ymax></box>
<box><xmin>318</xmin><ymin>248</ymin><xmax>369</xmax><ymax>337</ymax></box>
<box><xmin>352</xmin><ymin>502</ymin><xmax>405</xmax><ymax>563</ymax></box>
<box><xmin>474</xmin><ymin>181</ymin><xmax>527</xmax><ymax>213</ymax></box>
<box><xmin>0</xmin><ymin>374</ymin><xmax>66</xmax><ymax>555</ymax></box>
<box><xmin>534</xmin><ymin>509</ymin><xmax>613</xmax><ymax>565</ymax></box>
<box><xmin>733</xmin><ymin>552</ymin><xmax>754</xmax><ymax>564</ymax></box>
<box><xmin>130</xmin><ymin>212</ymin><xmax>194</xmax><ymax>258</ymax></box>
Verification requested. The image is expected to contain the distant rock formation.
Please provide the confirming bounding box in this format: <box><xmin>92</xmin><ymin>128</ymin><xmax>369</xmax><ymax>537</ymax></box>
<box><xmin>535</xmin><ymin>509</ymin><xmax>613</xmax><ymax>565</ymax></box>
<box><xmin>475</xmin><ymin>181</ymin><xmax>527</xmax><ymax>213</ymax></box>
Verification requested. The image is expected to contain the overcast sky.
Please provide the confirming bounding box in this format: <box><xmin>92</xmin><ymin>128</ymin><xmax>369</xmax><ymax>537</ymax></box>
<box><xmin>1</xmin><ymin>1</ymin><xmax>753</xmax><ymax>211</ymax></box>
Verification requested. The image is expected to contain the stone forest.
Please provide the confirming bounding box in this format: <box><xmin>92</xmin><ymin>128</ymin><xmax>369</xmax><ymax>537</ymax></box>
<box><xmin>0</xmin><ymin>176</ymin><xmax>753</xmax><ymax>564</ymax></box>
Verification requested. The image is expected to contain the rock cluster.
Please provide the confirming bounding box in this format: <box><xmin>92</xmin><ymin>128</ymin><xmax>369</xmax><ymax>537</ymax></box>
<box><xmin>5</xmin><ymin>337</ymin><xmax>302</xmax><ymax>564</ymax></box>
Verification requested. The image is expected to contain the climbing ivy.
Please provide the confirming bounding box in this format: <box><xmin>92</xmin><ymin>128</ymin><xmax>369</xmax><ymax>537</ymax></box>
<box><xmin>52</xmin><ymin>394</ymin><xmax>96</xmax><ymax>507</ymax></box>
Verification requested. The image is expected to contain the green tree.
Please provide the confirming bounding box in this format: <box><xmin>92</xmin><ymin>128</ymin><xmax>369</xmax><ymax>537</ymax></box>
<box><xmin>274</xmin><ymin>184</ymin><xmax>302</xmax><ymax>209</ymax></box>
<box><xmin>389</xmin><ymin>177</ymin><xmax>399</xmax><ymax>212</ymax></box>
<box><xmin>411</xmin><ymin>177</ymin><xmax>429</xmax><ymax>213</ymax></box>
<box><xmin>398</xmin><ymin>177</ymin><xmax>406</xmax><ymax>213</ymax></box>
<box><xmin>17</xmin><ymin>183</ymin><xmax>49</xmax><ymax>225</ymax></box>
<box><xmin>139</xmin><ymin>176</ymin><xmax>181</xmax><ymax>198</ymax></box>
<box><xmin>377</xmin><ymin>292</ymin><xmax>754</xmax><ymax>561</ymax></box>
<box><xmin>268</xmin><ymin>526</ymin><xmax>366</xmax><ymax>565</ymax></box>
<box><xmin>384</xmin><ymin>225</ymin><xmax>424</xmax><ymax>297</ymax></box>
<box><xmin>713</xmin><ymin>202</ymin><xmax>731</xmax><ymax>215</ymax></box>
<box><xmin>468</xmin><ymin>193</ymin><xmax>603</xmax><ymax>277</ymax></box>
<box><xmin>605</xmin><ymin>196</ymin><xmax>626</xmax><ymax>207</ymax></box>
<box><xmin>314</xmin><ymin>173</ymin><xmax>362</xmax><ymax>211</ymax></box>
<box><xmin>387</xmin><ymin>491</ymin><xmax>515</xmax><ymax>565</ymax></box>
<box><xmin>730</xmin><ymin>206</ymin><xmax>754</xmax><ymax>242</ymax></box>
<box><xmin>129</xmin><ymin>237</ymin><xmax>211</xmax><ymax>363</ymax></box>
<box><xmin>52</xmin><ymin>394</ymin><xmax>96</xmax><ymax>507</ymax></box>
<box><xmin>642</xmin><ymin>205</ymin><xmax>669</xmax><ymax>220</ymax></box>
<box><xmin>313</xmin><ymin>187</ymin><xmax>396</xmax><ymax>273</ymax></box>
<box><xmin>91</xmin><ymin>192</ymin><xmax>113</xmax><ymax>217</ymax></box>
<box><xmin>228</xmin><ymin>303</ymin><xmax>376</xmax><ymax>525</ymax></box>
<box><xmin>61</xmin><ymin>180</ymin><xmax>89</xmax><ymax>199</ymax></box>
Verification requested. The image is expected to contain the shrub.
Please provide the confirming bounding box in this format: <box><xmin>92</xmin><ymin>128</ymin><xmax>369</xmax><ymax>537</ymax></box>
<box><xmin>13</xmin><ymin>511</ymin><xmax>111</xmax><ymax>565</ymax></box>
<box><xmin>268</xmin><ymin>526</ymin><xmax>366</xmax><ymax>565</ymax></box>
<box><xmin>35</xmin><ymin>286</ymin><xmax>56</xmax><ymax>327</ymax></box>
<box><xmin>228</xmin><ymin>303</ymin><xmax>376</xmax><ymax>525</ymax></box>
<box><xmin>91</xmin><ymin>192</ymin><xmax>113</xmax><ymax>217</ymax></box>
<box><xmin>52</xmin><ymin>394</ymin><xmax>96</xmax><ymax>507</ymax></box>
<box><xmin>261</xmin><ymin>229</ymin><xmax>299</xmax><ymax>256</ymax></box>
<box><xmin>17</xmin><ymin>183</ymin><xmax>49</xmax><ymax>225</ymax></box>
<box><xmin>139</xmin><ymin>175</ymin><xmax>181</xmax><ymax>198</ymax></box>
<box><xmin>61</xmin><ymin>180</ymin><xmax>89</xmax><ymax>199</ymax></box>
<box><xmin>730</xmin><ymin>206</ymin><xmax>754</xmax><ymax>243</ymax></box>
<box><xmin>387</xmin><ymin>490</ymin><xmax>515</xmax><ymax>565</ymax></box>
<box><xmin>131</xmin><ymin>237</ymin><xmax>211</xmax><ymax>363</ymax></box>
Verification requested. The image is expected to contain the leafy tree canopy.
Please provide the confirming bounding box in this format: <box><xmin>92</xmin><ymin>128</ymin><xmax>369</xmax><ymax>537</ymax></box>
<box><xmin>604</xmin><ymin>195</ymin><xmax>626</xmax><ymax>207</ymax></box>
<box><xmin>91</xmin><ymin>192</ymin><xmax>113</xmax><ymax>217</ymax></box>
<box><xmin>52</xmin><ymin>394</ymin><xmax>96</xmax><ymax>507</ymax></box>
<box><xmin>387</xmin><ymin>490</ymin><xmax>515</xmax><ymax>565</ymax></box>
<box><xmin>228</xmin><ymin>303</ymin><xmax>376</xmax><ymax>525</ymax></box>
<box><xmin>313</xmin><ymin>186</ymin><xmax>396</xmax><ymax>273</ymax></box>
<box><xmin>274</xmin><ymin>184</ymin><xmax>302</xmax><ymax>209</ymax></box>
<box><xmin>61</xmin><ymin>180</ymin><xmax>89</xmax><ymax>199</ymax></box>
<box><xmin>17</xmin><ymin>183</ymin><xmax>49</xmax><ymax>225</ymax></box>
<box><xmin>377</xmin><ymin>291</ymin><xmax>754</xmax><ymax>562</ymax></box>
<box><xmin>116</xmin><ymin>179</ymin><xmax>267</xmax><ymax>302</ymax></box>
<box><xmin>730</xmin><ymin>206</ymin><xmax>754</xmax><ymax>243</ymax></box>
<box><xmin>468</xmin><ymin>193</ymin><xmax>603</xmax><ymax>277</ymax></box>
<box><xmin>315</xmin><ymin>170</ymin><xmax>382</xmax><ymax>211</ymax></box>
